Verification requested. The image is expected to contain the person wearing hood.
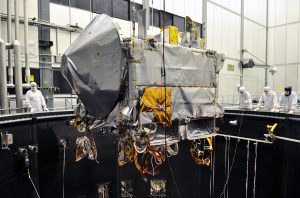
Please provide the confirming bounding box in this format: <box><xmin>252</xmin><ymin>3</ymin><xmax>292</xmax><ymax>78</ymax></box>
<box><xmin>255</xmin><ymin>86</ymin><xmax>278</xmax><ymax>112</ymax></box>
<box><xmin>25</xmin><ymin>82</ymin><xmax>49</xmax><ymax>112</ymax></box>
<box><xmin>238</xmin><ymin>86</ymin><xmax>252</xmax><ymax>109</ymax></box>
<box><xmin>277</xmin><ymin>86</ymin><xmax>298</xmax><ymax>114</ymax></box>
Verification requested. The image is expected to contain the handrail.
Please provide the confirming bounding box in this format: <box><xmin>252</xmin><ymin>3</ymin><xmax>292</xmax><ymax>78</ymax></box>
<box><xmin>0</xmin><ymin>107</ymin><xmax>27</xmax><ymax>111</ymax></box>
<box><xmin>217</xmin><ymin>133</ymin><xmax>272</xmax><ymax>144</ymax></box>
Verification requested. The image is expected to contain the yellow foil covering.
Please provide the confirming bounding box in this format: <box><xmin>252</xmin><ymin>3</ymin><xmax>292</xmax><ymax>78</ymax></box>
<box><xmin>140</xmin><ymin>87</ymin><xmax>172</xmax><ymax>127</ymax></box>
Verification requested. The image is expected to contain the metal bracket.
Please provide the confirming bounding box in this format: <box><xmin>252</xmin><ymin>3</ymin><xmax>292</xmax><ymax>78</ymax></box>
<box><xmin>97</xmin><ymin>182</ymin><xmax>110</xmax><ymax>198</ymax></box>
<box><xmin>1</xmin><ymin>132</ymin><xmax>13</xmax><ymax>150</ymax></box>
<box><xmin>150</xmin><ymin>179</ymin><xmax>167</xmax><ymax>197</ymax></box>
<box><xmin>264</xmin><ymin>123</ymin><xmax>278</xmax><ymax>143</ymax></box>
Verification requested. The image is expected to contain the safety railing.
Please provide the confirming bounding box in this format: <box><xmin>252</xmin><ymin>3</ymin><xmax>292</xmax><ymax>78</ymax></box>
<box><xmin>64</xmin><ymin>97</ymin><xmax>77</xmax><ymax>110</ymax></box>
<box><xmin>0</xmin><ymin>107</ymin><xmax>28</xmax><ymax>114</ymax></box>
<box><xmin>0</xmin><ymin>94</ymin><xmax>78</xmax><ymax>115</ymax></box>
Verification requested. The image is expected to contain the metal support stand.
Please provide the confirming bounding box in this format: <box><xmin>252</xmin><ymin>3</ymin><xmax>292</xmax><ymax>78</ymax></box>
<box><xmin>240</xmin><ymin>0</ymin><xmax>244</xmax><ymax>86</ymax></box>
<box><xmin>38</xmin><ymin>0</ymin><xmax>54</xmax><ymax>108</ymax></box>
<box><xmin>0</xmin><ymin>39</ymin><xmax>8</xmax><ymax>114</ymax></box>
<box><xmin>13</xmin><ymin>40</ymin><xmax>23</xmax><ymax>113</ymax></box>
<box><xmin>265</xmin><ymin>0</ymin><xmax>269</xmax><ymax>86</ymax></box>
<box><xmin>253</xmin><ymin>142</ymin><xmax>258</xmax><ymax>198</ymax></box>
<box><xmin>245</xmin><ymin>141</ymin><xmax>249</xmax><ymax>198</ymax></box>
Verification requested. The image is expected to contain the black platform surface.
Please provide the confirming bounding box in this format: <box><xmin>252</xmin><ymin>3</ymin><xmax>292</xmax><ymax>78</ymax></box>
<box><xmin>0</xmin><ymin>110</ymin><xmax>299</xmax><ymax>198</ymax></box>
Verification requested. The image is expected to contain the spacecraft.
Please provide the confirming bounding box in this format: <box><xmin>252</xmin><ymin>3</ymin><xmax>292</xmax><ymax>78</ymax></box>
<box><xmin>61</xmin><ymin>14</ymin><xmax>225</xmax><ymax>176</ymax></box>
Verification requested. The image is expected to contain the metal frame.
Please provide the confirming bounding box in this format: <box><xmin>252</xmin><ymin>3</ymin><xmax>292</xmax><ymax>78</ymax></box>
<box><xmin>202</xmin><ymin>0</ymin><xmax>207</xmax><ymax>49</ymax></box>
<box><xmin>0</xmin><ymin>14</ymin><xmax>82</xmax><ymax>33</ymax></box>
<box><xmin>207</xmin><ymin>0</ymin><xmax>269</xmax><ymax>87</ymax></box>
<box><xmin>206</xmin><ymin>0</ymin><xmax>267</xmax><ymax>29</ymax></box>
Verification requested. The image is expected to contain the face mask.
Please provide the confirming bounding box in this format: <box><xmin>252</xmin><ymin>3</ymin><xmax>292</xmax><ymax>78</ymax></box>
<box><xmin>31</xmin><ymin>87</ymin><xmax>37</xmax><ymax>92</ymax></box>
<box><xmin>285</xmin><ymin>91</ymin><xmax>291</xmax><ymax>96</ymax></box>
<box><xmin>284</xmin><ymin>87</ymin><xmax>292</xmax><ymax>96</ymax></box>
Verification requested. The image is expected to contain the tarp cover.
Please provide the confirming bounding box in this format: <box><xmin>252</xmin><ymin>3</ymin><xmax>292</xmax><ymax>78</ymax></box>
<box><xmin>129</xmin><ymin>38</ymin><xmax>225</xmax><ymax>121</ymax></box>
<box><xmin>61</xmin><ymin>14</ymin><xmax>122</xmax><ymax>119</ymax></box>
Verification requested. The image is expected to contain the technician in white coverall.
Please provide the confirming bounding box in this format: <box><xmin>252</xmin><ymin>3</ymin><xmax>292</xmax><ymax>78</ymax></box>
<box><xmin>26</xmin><ymin>82</ymin><xmax>49</xmax><ymax>112</ymax></box>
<box><xmin>277</xmin><ymin>86</ymin><xmax>298</xmax><ymax>114</ymax></box>
<box><xmin>238</xmin><ymin>86</ymin><xmax>252</xmax><ymax>109</ymax></box>
<box><xmin>255</xmin><ymin>86</ymin><xmax>278</xmax><ymax>112</ymax></box>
